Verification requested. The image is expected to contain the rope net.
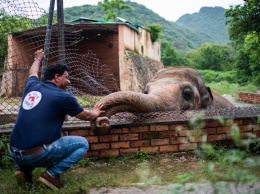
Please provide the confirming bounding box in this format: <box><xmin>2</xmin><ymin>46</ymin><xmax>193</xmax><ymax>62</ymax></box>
<box><xmin>0</xmin><ymin>0</ymin><xmax>119</xmax><ymax>126</ymax></box>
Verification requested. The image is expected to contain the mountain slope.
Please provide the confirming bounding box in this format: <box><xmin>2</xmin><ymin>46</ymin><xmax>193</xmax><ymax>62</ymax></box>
<box><xmin>63</xmin><ymin>2</ymin><xmax>229</xmax><ymax>51</ymax></box>
<box><xmin>176</xmin><ymin>6</ymin><xmax>229</xmax><ymax>44</ymax></box>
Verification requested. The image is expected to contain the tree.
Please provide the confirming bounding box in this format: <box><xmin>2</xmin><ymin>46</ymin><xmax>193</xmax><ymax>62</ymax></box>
<box><xmin>161</xmin><ymin>41</ymin><xmax>189</xmax><ymax>66</ymax></box>
<box><xmin>225</xmin><ymin>0</ymin><xmax>260</xmax><ymax>85</ymax></box>
<box><xmin>0</xmin><ymin>10</ymin><xmax>32</xmax><ymax>71</ymax></box>
<box><xmin>188</xmin><ymin>43</ymin><xmax>236</xmax><ymax>71</ymax></box>
<box><xmin>98</xmin><ymin>0</ymin><xmax>134</xmax><ymax>21</ymax></box>
<box><xmin>144</xmin><ymin>23</ymin><xmax>162</xmax><ymax>43</ymax></box>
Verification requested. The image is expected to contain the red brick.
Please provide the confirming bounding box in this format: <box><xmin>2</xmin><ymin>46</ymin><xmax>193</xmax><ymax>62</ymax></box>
<box><xmin>130</xmin><ymin>126</ymin><xmax>149</xmax><ymax>133</ymax></box>
<box><xmin>91</xmin><ymin>143</ymin><xmax>109</xmax><ymax>150</ymax></box>
<box><xmin>225</xmin><ymin>119</ymin><xmax>234</xmax><ymax>127</ymax></box>
<box><xmin>140</xmin><ymin>146</ymin><xmax>158</xmax><ymax>153</ymax></box>
<box><xmin>239</xmin><ymin>125</ymin><xmax>253</xmax><ymax>132</ymax></box>
<box><xmin>131</xmin><ymin>140</ymin><xmax>150</xmax><ymax>147</ymax></box>
<box><xmin>151</xmin><ymin>138</ymin><xmax>169</xmax><ymax>146</ymax></box>
<box><xmin>233</xmin><ymin>119</ymin><xmax>243</xmax><ymax>126</ymax></box>
<box><xmin>100</xmin><ymin>135</ymin><xmax>118</xmax><ymax>142</ymax></box>
<box><xmin>203</xmin><ymin>128</ymin><xmax>216</xmax><ymax>135</ymax></box>
<box><xmin>159</xmin><ymin>131</ymin><xmax>177</xmax><ymax>138</ymax></box>
<box><xmin>111</xmin><ymin>141</ymin><xmax>130</xmax><ymax>149</ymax></box>
<box><xmin>139</xmin><ymin>132</ymin><xmax>159</xmax><ymax>140</ymax></box>
<box><xmin>189</xmin><ymin>135</ymin><xmax>205</xmax><ymax>143</ymax></box>
<box><xmin>207</xmin><ymin>134</ymin><xmax>226</xmax><ymax>142</ymax></box>
<box><xmin>86</xmin><ymin>150</ymin><xmax>99</xmax><ymax>157</ymax></box>
<box><xmin>86</xmin><ymin>136</ymin><xmax>98</xmax><ymax>143</ymax></box>
<box><xmin>169</xmin><ymin>124</ymin><xmax>188</xmax><ymax>131</ymax></box>
<box><xmin>179</xmin><ymin>143</ymin><xmax>197</xmax><ymax>151</ymax></box>
<box><xmin>110</xmin><ymin>128</ymin><xmax>129</xmax><ymax>134</ymax></box>
<box><xmin>179</xmin><ymin>129</ymin><xmax>198</xmax><ymax>137</ymax></box>
<box><xmin>119</xmin><ymin>133</ymin><xmax>139</xmax><ymax>141</ymax></box>
<box><xmin>253</xmin><ymin>124</ymin><xmax>260</xmax><ymax>132</ymax></box>
<box><xmin>159</xmin><ymin>145</ymin><xmax>178</xmax><ymax>152</ymax></box>
<box><xmin>62</xmin><ymin>131</ymin><xmax>69</xmax><ymax>136</ymax></box>
<box><xmin>170</xmin><ymin>137</ymin><xmax>188</xmax><ymax>144</ymax></box>
<box><xmin>120</xmin><ymin>148</ymin><xmax>139</xmax><ymax>155</ymax></box>
<box><xmin>100</xmin><ymin>149</ymin><xmax>119</xmax><ymax>157</ymax></box>
<box><xmin>244</xmin><ymin>119</ymin><xmax>256</xmax><ymax>125</ymax></box>
<box><xmin>69</xmin><ymin>129</ymin><xmax>88</xmax><ymax>136</ymax></box>
<box><xmin>217</xmin><ymin>127</ymin><xmax>231</xmax><ymax>134</ymax></box>
<box><xmin>150</xmin><ymin>125</ymin><xmax>169</xmax><ymax>131</ymax></box>
<box><xmin>206</xmin><ymin>120</ymin><xmax>222</xmax><ymax>127</ymax></box>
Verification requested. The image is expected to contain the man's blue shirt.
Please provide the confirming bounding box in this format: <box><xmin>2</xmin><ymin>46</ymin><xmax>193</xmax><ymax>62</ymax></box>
<box><xmin>10</xmin><ymin>76</ymin><xmax>84</xmax><ymax>150</ymax></box>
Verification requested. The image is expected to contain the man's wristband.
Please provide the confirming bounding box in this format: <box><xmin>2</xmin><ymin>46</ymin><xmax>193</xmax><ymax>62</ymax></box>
<box><xmin>34</xmin><ymin>57</ymin><xmax>40</xmax><ymax>61</ymax></box>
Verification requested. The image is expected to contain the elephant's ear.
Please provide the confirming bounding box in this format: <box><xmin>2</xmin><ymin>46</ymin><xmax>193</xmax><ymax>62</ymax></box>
<box><xmin>206</xmin><ymin>86</ymin><xmax>214</xmax><ymax>101</ymax></box>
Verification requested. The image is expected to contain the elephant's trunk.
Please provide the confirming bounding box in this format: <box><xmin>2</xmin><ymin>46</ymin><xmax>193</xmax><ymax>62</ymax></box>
<box><xmin>98</xmin><ymin>91</ymin><xmax>160</xmax><ymax>118</ymax></box>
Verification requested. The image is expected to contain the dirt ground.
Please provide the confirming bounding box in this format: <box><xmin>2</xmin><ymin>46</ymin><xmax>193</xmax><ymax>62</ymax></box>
<box><xmin>88</xmin><ymin>182</ymin><xmax>260</xmax><ymax>194</ymax></box>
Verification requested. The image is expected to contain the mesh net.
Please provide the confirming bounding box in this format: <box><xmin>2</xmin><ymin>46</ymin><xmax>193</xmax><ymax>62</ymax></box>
<box><xmin>0</xmin><ymin>0</ymin><xmax>119</xmax><ymax>126</ymax></box>
<box><xmin>0</xmin><ymin>1</ymin><xmax>258</xmax><ymax>130</ymax></box>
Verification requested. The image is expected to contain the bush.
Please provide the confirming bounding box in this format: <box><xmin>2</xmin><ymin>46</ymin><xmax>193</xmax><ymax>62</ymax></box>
<box><xmin>198</xmin><ymin>69</ymin><xmax>237</xmax><ymax>84</ymax></box>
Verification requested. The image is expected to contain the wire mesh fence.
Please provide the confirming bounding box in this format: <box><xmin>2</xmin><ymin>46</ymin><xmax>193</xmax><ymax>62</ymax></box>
<box><xmin>0</xmin><ymin>0</ymin><xmax>119</xmax><ymax>126</ymax></box>
<box><xmin>1</xmin><ymin>1</ymin><xmax>259</xmax><ymax>131</ymax></box>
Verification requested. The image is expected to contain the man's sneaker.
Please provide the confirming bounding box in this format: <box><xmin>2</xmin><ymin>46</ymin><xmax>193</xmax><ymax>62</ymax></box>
<box><xmin>38</xmin><ymin>171</ymin><xmax>64</xmax><ymax>190</ymax></box>
<box><xmin>15</xmin><ymin>170</ymin><xmax>32</xmax><ymax>184</ymax></box>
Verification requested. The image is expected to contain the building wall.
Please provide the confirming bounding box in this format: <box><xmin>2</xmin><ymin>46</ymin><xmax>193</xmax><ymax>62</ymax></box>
<box><xmin>118</xmin><ymin>24</ymin><xmax>163</xmax><ymax>92</ymax></box>
<box><xmin>118</xmin><ymin>24</ymin><xmax>160</xmax><ymax>61</ymax></box>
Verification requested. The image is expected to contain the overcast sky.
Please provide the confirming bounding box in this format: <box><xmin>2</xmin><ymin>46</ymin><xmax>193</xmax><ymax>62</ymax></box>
<box><xmin>34</xmin><ymin>0</ymin><xmax>244</xmax><ymax>21</ymax></box>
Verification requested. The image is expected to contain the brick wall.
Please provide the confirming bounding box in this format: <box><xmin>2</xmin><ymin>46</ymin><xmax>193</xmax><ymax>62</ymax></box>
<box><xmin>1</xmin><ymin>115</ymin><xmax>259</xmax><ymax>158</ymax></box>
<box><xmin>238</xmin><ymin>91</ymin><xmax>260</xmax><ymax>103</ymax></box>
<box><xmin>60</xmin><ymin>117</ymin><xmax>260</xmax><ymax>158</ymax></box>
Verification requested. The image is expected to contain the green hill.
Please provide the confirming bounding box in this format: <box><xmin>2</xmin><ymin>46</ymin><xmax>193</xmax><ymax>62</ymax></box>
<box><xmin>176</xmin><ymin>6</ymin><xmax>230</xmax><ymax>44</ymax></box>
<box><xmin>63</xmin><ymin>2</ymin><xmax>229</xmax><ymax>51</ymax></box>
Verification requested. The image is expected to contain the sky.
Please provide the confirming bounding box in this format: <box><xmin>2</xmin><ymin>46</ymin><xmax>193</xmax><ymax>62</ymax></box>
<box><xmin>34</xmin><ymin>0</ymin><xmax>244</xmax><ymax>22</ymax></box>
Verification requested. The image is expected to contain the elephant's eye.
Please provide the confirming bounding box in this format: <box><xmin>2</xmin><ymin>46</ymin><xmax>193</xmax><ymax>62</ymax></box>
<box><xmin>182</xmin><ymin>88</ymin><xmax>194</xmax><ymax>101</ymax></box>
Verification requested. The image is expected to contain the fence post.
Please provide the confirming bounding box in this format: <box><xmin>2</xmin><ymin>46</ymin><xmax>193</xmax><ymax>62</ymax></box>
<box><xmin>41</xmin><ymin>0</ymin><xmax>55</xmax><ymax>81</ymax></box>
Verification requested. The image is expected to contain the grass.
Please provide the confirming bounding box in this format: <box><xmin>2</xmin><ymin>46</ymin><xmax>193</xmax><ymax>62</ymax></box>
<box><xmin>207</xmin><ymin>81</ymin><xmax>258</xmax><ymax>99</ymax></box>
<box><xmin>0</xmin><ymin>150</ymin><xmax>260</xmax><ymax>194</ymax></box>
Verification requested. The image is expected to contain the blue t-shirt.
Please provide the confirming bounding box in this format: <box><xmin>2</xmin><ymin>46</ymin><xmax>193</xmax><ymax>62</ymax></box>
<box><xmin>10</xmin><ymin>76</ymin><xmax>84</xmax><ymax>150</ymax></box>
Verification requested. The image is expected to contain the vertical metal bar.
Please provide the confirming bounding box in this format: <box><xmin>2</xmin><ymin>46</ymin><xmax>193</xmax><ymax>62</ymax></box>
<box><xmin>57</xmin><ymin>0</ymin><xmax>65</xmax><ymax>64</ymax></box>
<box><xmin>41</xmin><ymin>0</ymin><xmax>55</xmax><ymax>81</ymax></box>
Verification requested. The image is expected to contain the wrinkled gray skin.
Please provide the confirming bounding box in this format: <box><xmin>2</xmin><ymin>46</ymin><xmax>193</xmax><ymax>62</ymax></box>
<box><xmin>92</xmin><ymin>67</ymin><xmax>234</xmax><ymax>135</ymax></box>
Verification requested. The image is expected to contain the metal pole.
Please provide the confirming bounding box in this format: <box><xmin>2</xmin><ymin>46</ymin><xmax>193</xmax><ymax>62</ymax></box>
<box><xmin>57</xmin><ymin>0</ymin><xmax>65</xmax><ymax>64</ymax></box>
<box><xmin>41</xmin><ymin>0</ymin><xmax>55</xmax><ymax>81</ymax></box>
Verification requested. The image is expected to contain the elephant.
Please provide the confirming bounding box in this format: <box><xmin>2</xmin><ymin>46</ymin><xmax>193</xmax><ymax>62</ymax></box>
<box><xmin>91</xmin><ymin>66</ymin><xmax>234</xmax><ymax>135</ymax></box>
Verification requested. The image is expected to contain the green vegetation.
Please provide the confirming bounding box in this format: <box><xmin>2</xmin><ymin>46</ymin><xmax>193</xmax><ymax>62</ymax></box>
<box><xmin>98</xmin><ymin>0</ymin><xmax>134</xmax><ymax>21</ymax></box>
<box><xmin>176</xmin><ymin>7</ymin><xmax>229</xmax><ymax>44</ymax></box>
<box><xmin>1</xmin><ymin>116</ymin><xmax>259</xmax><ymax>193</ymax></box>
<box><xmin>62</xmin><ymin>2</ymin><xmax>218</xmax><ymax>51</ymax></box>
<box><xmin>226</xmin><ymin>0</ymin><xmax>260</xmax><ymax>86</ymax></box>
<box><xmin>0</xmin><ymin>10</ymin><xmax>32</xmax><ymax>71</ymax></box>
<box><xmin>143</xmin><ymin>23</ymin><xmax>162</xmax><ymax>43</ymax></box>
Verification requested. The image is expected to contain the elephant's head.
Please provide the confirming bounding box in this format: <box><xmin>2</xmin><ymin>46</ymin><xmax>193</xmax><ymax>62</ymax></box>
<box><xmin>91</xmin><ymin>67</ymin><xmax>234</xmax><ymax>135</ymax></box>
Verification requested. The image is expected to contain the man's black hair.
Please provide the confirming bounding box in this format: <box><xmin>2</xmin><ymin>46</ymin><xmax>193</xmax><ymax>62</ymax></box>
<box><xmin>43</xmin><ymin>63</ymin><xmax>69</xmax><ymax>81</ymax></box>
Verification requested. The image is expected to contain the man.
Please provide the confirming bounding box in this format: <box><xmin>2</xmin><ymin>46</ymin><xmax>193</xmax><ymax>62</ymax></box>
<box><xmin>9</xmin><ymin>49</ymin><xmax>104</xmax><ymax>190</ymax></box>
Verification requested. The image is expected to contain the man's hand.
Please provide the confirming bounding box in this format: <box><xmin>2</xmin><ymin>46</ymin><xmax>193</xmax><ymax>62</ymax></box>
<box><xmin>91</xmin><ymin>103</ymin><xmax>105</xmax><ymax>119</ymax></box>
<box><xmin>34</xmin><ymin>49</ymin><xmax>45</xmax><ymax>61</ymax></box>
<box><xmin>75</xmin><ymin>103</ymin><xmax>105</xmax><ymax>121</ymax></box>
<box><xmin>29</xmin><ymin>49</ymin><xmax>45</xmax><ymax>78</ymax></box>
